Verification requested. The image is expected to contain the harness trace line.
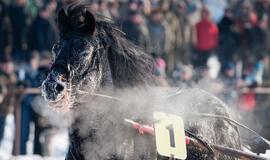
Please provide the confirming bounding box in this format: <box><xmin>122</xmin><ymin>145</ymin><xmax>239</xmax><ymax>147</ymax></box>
<box><xmin>124</xmin><ymin>118</ymin><xmax>268</xmax><ymax>160</ymax></box>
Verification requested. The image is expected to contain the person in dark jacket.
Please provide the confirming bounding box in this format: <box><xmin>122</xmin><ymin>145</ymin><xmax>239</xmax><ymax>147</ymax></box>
<box><xmin>147</xmin><ymin>9</ymin><xmax>168</xmax><ymax>57</ymax></box>
<box><xmin>121</xmin><ymin>10</ymin><xmax>150</xmax><ymax>51</ymax></box>
<box><xmin>27</xmin><ymin>0</ymin><xmax>58</xmax><ymax>53</ymax></box>
<box><xmin>252</xmin><ymin>14</ymin><xmax>269</xmax><ymax>55</ymax></box>
<box><xmin>218</xmin><ymin>8</ymin><xmax>239</xmax><ymax>70</ymax></box>
<box><xmin>9</xmin><ymin>0</ymin><xmax>28</xmax><ymax>62</ymax></box>
<box><xmin>0</xmin><ymin>1</ymin><xmax>11</xmax><ymax>57</ymax></box>
<box><xmin>16</xmin><ymin>52</ymin><xmax>43</xmax><ymax>155</ymax></box>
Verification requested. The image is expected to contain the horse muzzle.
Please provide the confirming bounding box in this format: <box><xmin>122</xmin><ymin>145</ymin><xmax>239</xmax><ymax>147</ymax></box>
<box><xmin>42</xmin><ymin>79</ymin><xmax>66</xmax><ymax>103</ymax></box>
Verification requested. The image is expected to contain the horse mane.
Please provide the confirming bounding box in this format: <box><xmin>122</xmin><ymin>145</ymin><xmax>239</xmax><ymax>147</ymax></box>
<box><xmin>96</xmin><ymin>21</ymin><xmax>155</xmax><ymax>88</ymax></box>
<box><xmin>59</xmin><ymin>3</ymin><xmax>155</xmax><ymax>88</ymax></box>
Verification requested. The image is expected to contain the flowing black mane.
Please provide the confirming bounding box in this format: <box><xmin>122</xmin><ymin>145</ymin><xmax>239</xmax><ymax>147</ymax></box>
<box><xmin>58</xmin><ymin>3</ymin><xmax>155</xmax><ymax>88</ymax></box>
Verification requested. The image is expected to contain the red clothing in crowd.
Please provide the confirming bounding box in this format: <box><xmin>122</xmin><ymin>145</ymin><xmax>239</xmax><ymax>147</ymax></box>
<box><xmin>195</xmin><ymin>19</ymin><xmax>219</xmax><ymax>51</ymax></box>
<box><xmin>239</xmin><ymin>92</ymin><xmax>256</xmax><ymax>112</ymax></box>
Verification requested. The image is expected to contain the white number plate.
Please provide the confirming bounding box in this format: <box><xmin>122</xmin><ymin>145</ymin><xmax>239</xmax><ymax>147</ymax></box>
<box><xmin>154</xmin><ymin>112</ymin><xmax>187</xmax><ymax>159</ymax></box>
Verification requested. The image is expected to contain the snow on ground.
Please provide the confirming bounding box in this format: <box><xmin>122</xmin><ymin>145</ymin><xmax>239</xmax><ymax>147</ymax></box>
<box><xmin>0</xmin><ymin>114</ymin><xmax>69</xmax><ymax>160</ymax></box>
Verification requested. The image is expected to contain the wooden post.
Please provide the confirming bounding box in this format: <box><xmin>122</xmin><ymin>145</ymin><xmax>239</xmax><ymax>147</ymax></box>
<box><xmin>13</xmin><ymin>92</ymin><xmax>22</xmax><ymax>156</ymax></box>
<box><xmin>13</xmin><ymin>88</ymin><xmax>41</xmax><ymax>156</ymax></box>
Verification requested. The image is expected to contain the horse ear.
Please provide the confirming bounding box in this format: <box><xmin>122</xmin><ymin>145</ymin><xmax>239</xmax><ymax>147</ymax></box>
<box><xmin>84</xmin><ymin>10</ymin><xmax>96</xmax><ymax>35</ymax></box>
<box><xmin>58</xmin><ymin>8</ymin><xmax>69</xmax><ymax>36</ymax></box>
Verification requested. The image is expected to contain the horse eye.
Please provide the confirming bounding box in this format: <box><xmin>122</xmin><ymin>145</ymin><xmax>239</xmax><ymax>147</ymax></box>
<box><xmin>81</xmin><ymin>51</ymin><xmax>89</xmax><ymax>57</ymax></box>
<box><xmin>52</xmin><ymin>44</ymin><xmax>59</xmax><ymax>52</ymax></box>
<box><xmin>52</xmin><ymin>44</ymin><xmax>61</xmax><ymax>58</ymax></box>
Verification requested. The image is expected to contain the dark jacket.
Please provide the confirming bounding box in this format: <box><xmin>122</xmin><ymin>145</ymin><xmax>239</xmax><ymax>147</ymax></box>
<box><xmin>0</xmin><ymin>17</ymin><xmax>10</xmax><ymax>54</ymax></box>
<box><xmin>218</xmin><ymin>16</ymin><xmax>239</xmax><ymax>62</ymax></box>
<box><xmin>147</xmin><ymin>20</ymin><xmax>167</xmax><ymax>56</ymax></box>
<box><xmin>28</xmin><ymin>15</ymin><xmax>58</xmax><ymax>52</ymax></box>
<box><xmin>0</xmin><ymin>1</ymin><xmax>11</xmax><ymax>53</ymax></box>
<box><xmin>121</xmin><ymin>19</ymin><xmax>150</xmax><ymax>51</ymax></box>
<box><xmin>9</xmin><ymin>4</ymin><xmax>28</xmax><ymax>50</ymax></box>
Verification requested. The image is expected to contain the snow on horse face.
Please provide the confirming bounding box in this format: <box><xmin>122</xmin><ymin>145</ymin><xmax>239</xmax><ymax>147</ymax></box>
<box><xmin>42</xmin><ymin>7</ymin><xmax>100</xmax><ymax>110</ymax></box>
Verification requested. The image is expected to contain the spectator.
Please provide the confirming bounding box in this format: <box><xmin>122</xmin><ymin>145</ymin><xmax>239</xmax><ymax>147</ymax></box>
<box><xmin>0</xmin><ymin>1</ymin><xmax>11</xmax><ymax>58</ymax></box>
<box><xmin>9</xmin><ymin>0</ymin><xmax>29</xmax><ymax>62</ymax></box>
<box><xmin>261</xmin><ymin>54</ymin><xmax>270</xmax><ymax>85</ymax></box>
<box><xmin>253</xmin><ymin>54</ymin><xmax>269</xmax><ymax>86</ymax></box>
<box><xmin>236</xmin><ymin>58</ymin><xmax>258</xmax><ymax>112</ymax></box>
<box><xmin>128</xmin><ymin>0</ymin><xmax>140</xmax><ymax>11</ymax></box>
<box><xmin>218</xmin><ymin>8</ymin><xmax>239</xmax><ymax>69</ymax></box>
<box><xmin>161</xmin><ymin>0</ymin><xmax>182</xmax><ymax>75</ymax></box>
<box><xmin>0</xmin><ymin>56</ymin><xmax>17</xmax><ymax>145</ymax></box>
<box><xmin>235</xmin><ymin>2</ymin><xmax>258</xmax><ymax>63</ymax></box>
<box><xmin>185</xmin><ymin>0</ymin><xmax>203</xmax><ymax>25</ymax></box>
<box><xmin>27</xmin><ymin>0</ymin><xmax>58</xmax><ymax>54</ymax></box>
<box><xmin>254</xmin><ymin>0</ymin><xmax>270</xmax><ymax>26</ymax></box>
<box><xmin>252</xmin><ymin>14</ymin><xmax>269</xmax><ymax>55</ymax></box>
<box><xmin>175</xmin><ymin>65</ymin><xmax>194</xmax><ymax>88</ymax></box>
<box><xmin>147</xmin><ymin>9</ymin><xmax>170</xmax><ymax>58</ymax></box>
<box><xmin>62</xmin><ymin>0</ymin><xmax>85</xmax><ymax>6</ymax></box>
<box><xmin>121</xmin><ymin>10</ymin><xmax>150</xmax><ymax>50</ymax></box>
<box><xmin>175</xmin><ymin>1</ymin><xmax>193</xmax><ymax>65</ymax></box>
<box><xmin>98</xmin><ymin>0</ymin><xmax>111</xmax><ymax>18</ymax></box>
<box><xmin>107</xmin><ymin>0</ymin><xmax>120</xmax><ymax>21</ymax></box>
<box><xmin>194</xmin><ymin>7</ymin><xmax>219</xmax><ymax>68</ymax></box>
<box><xmin>219</xmin><ymin>62</ymin><xmax>238</xmax><ymax>106</ymax></box>
<box><xmin>16</xmin><ymin>52</ymin><xmax>42</xmax><ymax>155</ymax></box>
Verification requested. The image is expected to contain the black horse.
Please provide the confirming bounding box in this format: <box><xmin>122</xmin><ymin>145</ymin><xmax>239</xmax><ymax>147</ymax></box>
<box><xmin>42</xmin><ymin>3</ymin><xmax>241</xmax><ymax>160</ymax></box>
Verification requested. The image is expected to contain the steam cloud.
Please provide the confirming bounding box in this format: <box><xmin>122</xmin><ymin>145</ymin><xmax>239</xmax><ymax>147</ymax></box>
<box><xmin>58</xmin><ymin>87</ymin><xmax>241</xmax><ymax>159</ymax></box>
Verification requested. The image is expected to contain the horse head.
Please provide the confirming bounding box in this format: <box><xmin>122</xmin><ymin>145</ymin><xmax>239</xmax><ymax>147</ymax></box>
<box><xmin>42</xmin><ymin>4</ymin><xmax>154</xmax><ymax>110</ymax></box>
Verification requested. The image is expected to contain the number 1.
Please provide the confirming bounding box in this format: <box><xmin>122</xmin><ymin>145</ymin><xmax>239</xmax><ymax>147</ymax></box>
<box><xmin>166</xmin><ymin>124</ymin><xmax>175</xmax><ymax>148</ymax></box>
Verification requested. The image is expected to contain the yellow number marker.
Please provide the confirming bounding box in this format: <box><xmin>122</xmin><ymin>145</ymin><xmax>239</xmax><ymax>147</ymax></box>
<box><xmin>154</xmin><ymin>112</ymin><xmax>187</xmax><ymax>159</ymax></box>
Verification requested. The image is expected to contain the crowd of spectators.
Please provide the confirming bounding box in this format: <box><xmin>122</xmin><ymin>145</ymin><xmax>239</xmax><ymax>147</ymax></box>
<box><xmin>1</xmin><ymin>0</ymin><xmax>270</xmax><ymax>157</ymax></box>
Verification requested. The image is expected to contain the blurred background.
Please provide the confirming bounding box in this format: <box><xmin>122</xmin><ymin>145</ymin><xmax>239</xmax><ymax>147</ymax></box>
<box><xmin>1</xmin><ymin>0</ymin><xmax>270</xmax><ymax>159</ymax></box>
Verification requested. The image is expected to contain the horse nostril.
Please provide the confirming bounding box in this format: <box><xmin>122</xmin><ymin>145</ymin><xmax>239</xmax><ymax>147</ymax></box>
<box><xmin>55</xmin><ymin>83</ymin><xmax>65</xmax><ymax>93</ymax></box>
